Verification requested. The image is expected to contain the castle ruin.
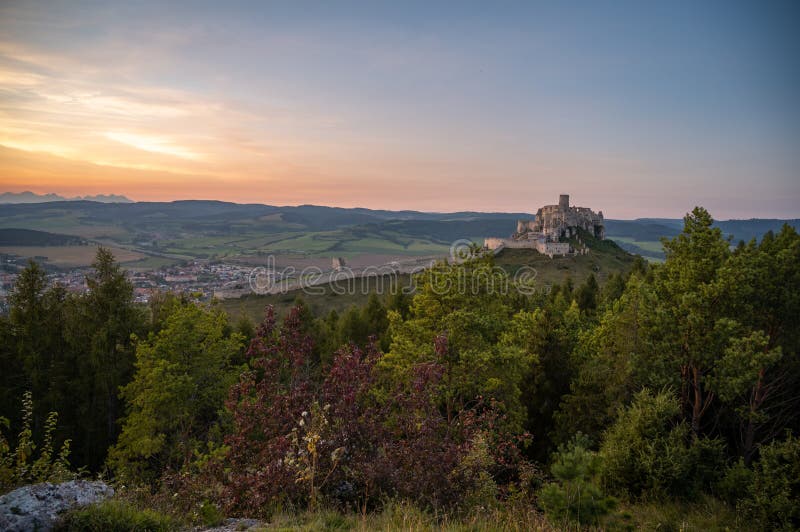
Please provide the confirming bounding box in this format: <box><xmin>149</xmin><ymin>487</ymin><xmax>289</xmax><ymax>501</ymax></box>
<box><xmin>484</xmin><ymin>194</ymin><xmax>605</xmax><ymax>257</ymax></box>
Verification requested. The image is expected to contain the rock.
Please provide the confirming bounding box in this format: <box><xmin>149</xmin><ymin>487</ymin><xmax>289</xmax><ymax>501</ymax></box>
<box><xmin>199</xmin><ymin>518</ymin><xmax>264</xmax><ymax>531</ymax></box>
<box><xmin>0</xmin><ymin>480</ymin><xmax>114</xmax><ymax>532</ymax></box>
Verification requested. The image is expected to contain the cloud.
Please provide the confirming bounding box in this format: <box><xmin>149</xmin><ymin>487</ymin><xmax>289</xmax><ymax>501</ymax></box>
<box><xmin>104</xmin><ymin>131</ymin><xmax>203</xmax><ymax>160</ymax></box>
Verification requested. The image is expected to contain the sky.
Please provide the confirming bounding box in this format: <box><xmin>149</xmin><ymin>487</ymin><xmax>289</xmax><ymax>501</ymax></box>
<box><xmin>0</xmin><ymin>0</ymin><xmax>798</xmax><ymax>219</ymax></box>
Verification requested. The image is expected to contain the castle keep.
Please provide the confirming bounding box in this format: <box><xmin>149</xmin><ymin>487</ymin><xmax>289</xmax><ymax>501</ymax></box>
<box><xmin>484</xmin><ymin>194</ymin><xmax>605</xmax><ymax>257</ymax></box>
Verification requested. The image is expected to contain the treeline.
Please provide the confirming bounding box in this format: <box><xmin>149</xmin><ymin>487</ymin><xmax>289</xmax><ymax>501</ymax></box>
<box><xmin>1</xmin><ymin>207</ymin><xmax>799</xmax><ymax>529</ymax></box>
<box><xmin>0</xmin><ymin>228</ymin><xmax>87</xmax><ymax>247</ymax></box>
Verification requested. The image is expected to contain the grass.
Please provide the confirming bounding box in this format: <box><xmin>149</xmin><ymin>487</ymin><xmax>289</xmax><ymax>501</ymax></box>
<box><xmin>220</xmin><ymin>243</ymin><xmax>636</xmax><ymax>323</ymax></box>
<box><xmin>120</xmin><ymin>256</ymin><xmax>182</xmax><ymax>270</ymax></box>
<box><xmin>493</xmin><ymin>246</ymin><xmax>635</xmax><ymax>288</ymax></box>
<box><xmin>336</xmin><ymin>237</ymin><xmax>447</xmax><ymax>255</ymax></box>
<box><xmin>608</xmin><ymin>236</ymin><xmax>664</xmax><ymax>254</ymax></box>
<box><xmin>61</xmin><ymin>496</ymin><xmax>739</xmax><ymax>531</ymax></box>
<box><xmin>619</xmin><ymin>496</ymin><xmax>739</xmax><ymax>531</ymax></box>
<box><xmin>258</xmin><ymin>501</ymin><xmax>553</xmax><ymax>531</ymax></box>
<box><xmin>54</xmin><ymin>500</ymin><xmax>179</xmax><ymax>532</ymax></box>
<box><xmin>222</xmin><ymin>273</ymin><xmax>413</xmax><ymax>323</ymax></box>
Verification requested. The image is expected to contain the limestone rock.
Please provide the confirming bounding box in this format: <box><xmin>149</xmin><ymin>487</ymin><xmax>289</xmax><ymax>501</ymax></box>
<box><xmin>0</xmin><ymin>480</ymin><xmax>114</xmax><ymax>532</ymax></box>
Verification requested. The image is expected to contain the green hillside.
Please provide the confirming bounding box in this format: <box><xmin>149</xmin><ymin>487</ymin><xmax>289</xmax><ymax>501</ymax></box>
<box><xmin>221</xmin><ymin>236</ymin><xmax>636</xmax><ymax>323</ymax></box>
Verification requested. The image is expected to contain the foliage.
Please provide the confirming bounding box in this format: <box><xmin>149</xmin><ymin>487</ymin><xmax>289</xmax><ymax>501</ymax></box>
<box><xmin>67</xmin><ymin>247</ymin><xmax>145</xmax><ymax>468</ymax></box>
<box><xmin>216</xmin><ymin>307</ymin><xmax>529</xmax><ymax>516</ymax></box>
<box><xmin>284</xmin><ymin>402</ymin><xmax>344</xmax><ymax>512</ymax></box>
<box><xmin>1</xmin><ymin>205</ymin><xmax>798</xmax><ymax>526</ymax></box>
<box><xmin>554</xmin><ymin>275</ymin><xmax>655</xmax><ymax>445</ymax></box>
<box><xmin>382</xmin><ymin>255</ymin><xmax>534</xmax><ymax>434</ymax></box>
<box><xmin>538</xmin><ymin>434</ymin><xmax>617</xmax><ymax>527</ymax></box>
<box><xmin>599</xmin><ymin>389</ymin><xmax>725</xmax><ymax>499</ymax></box>
<box><xmin>0</xmin><ymin>392</ymin><xmax>75</xmax><ymax>493</ymax></box>
<box><xmin>737</xmin><ymin>433</ymin><xmax>800</xmax><ymax>530</ymax></box>
<box><xmin>108</xmin><ymin>301</ymin><xmax>243</xmax><ymax>485</ymax></box>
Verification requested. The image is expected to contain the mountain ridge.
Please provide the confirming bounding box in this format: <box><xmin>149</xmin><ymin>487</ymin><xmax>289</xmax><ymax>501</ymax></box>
<box><xmin>0</xmin><ymin>191</ymin><xmax>133</xmax><ymax>203</ymax></box>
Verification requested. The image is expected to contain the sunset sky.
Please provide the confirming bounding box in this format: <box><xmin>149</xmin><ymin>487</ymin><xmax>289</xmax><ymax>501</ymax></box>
<box><xmin>0</xmin><ymin>1</ymin><xmax>798</xmax><ymax>218</ymax></box>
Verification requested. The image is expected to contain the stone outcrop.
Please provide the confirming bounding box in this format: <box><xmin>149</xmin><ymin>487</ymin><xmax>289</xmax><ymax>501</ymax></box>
<box><xmin>0</xmin><ymin>480</ymin><xmax>114</xmax><ymax>532</ymax></box>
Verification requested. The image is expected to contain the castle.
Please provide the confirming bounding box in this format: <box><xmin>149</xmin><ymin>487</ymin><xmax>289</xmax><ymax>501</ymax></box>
<box><xmin>484</xmin><ymin>194</ymin><xmax>605</xmax><ymax>257</ymax></box>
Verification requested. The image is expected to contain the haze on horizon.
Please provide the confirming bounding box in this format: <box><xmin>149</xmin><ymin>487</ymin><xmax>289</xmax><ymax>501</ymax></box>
<box><xmin>0</xmin><ymin>1</ymin><xmax>798</xmax><ymax>219</ymax></box>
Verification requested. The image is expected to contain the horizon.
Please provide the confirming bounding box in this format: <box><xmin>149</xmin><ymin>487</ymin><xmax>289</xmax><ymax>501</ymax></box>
<box><xmin>1</xmin><ymin>1</ymin><xmax>799</xmax><ymax>219</ymax></box>
<box><xmin>2</xmin><ymin>189</ymin><xmax>798</xmax><ymax>222</ymax></box>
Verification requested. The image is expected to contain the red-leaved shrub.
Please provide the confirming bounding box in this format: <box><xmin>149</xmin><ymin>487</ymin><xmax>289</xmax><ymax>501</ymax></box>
<box><xmin>214</xmin><ymin>306</ymin><xmax>529</xmax><ymax>516</ymax></box>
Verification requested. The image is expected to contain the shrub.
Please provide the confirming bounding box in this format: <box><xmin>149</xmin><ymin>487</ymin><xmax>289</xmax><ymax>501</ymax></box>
<box><xmin>214</xmin><ymin>307</ymin><xmax>530</xmax><ymax>516</ymax></box>
<box><xmin>54</xmin><ymin>500</ymin><xmax>178</xmax><ymax>532</ymax></box>
<box><xmin>599</xmin><ymin>389</ymin><xmax>724</xmax><ymax>499</ymax></box>
<box><xmin>538</xmin><ymin>434</ymin><xmax>617</xmax><ymax>527</ymax></box>
<box><xmin>714</xmin><ymin>458</ymin><xmax>752</xmax><ymax>506</ymax></box>
<box><xmin>0</xmin><ymin>391</ymin><xmax>75</xmax><ymax>493</ymax></box>
<box><xmin>738</xmin><ymin>433</ymin><xmax>800</xmax><ymax>530</ymax></box>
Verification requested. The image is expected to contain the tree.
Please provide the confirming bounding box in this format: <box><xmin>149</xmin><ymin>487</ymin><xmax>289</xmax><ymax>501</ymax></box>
<box><xmin>554</xmin><ymin>275</ymin><xmax>655</xmax><ymax>445</ymax></box>
<box><xmin>539</xmin><ymin>434</ymin><xmax>616</xmax><ymax>527</ymax></box>
<box><xmin>599</xmin><ymin>389</ymin><xmax>724</xmax><ymax>499</ymax></box>
<box><xmin>65</xmin><ymin>247</ymin><xmax>144</xmax><ymax>469</ymax></box>
<box><xmin>501</xmin><ymin>295</ymin><xmax>583</xmax><ymax>459</ymax></box>
<box><xmin>109</xmin><ymin>302</ymin><xmax>243</xmax><ymax>484</ymax></box>
<box><xmin>652</xmin><ymin>207</ymin><xmax>731</xmax><ymax>435</ymax></box>
<box><xmin>360</xmin><ymin>293</ymin><xmax>390</xmax><ymax>351</ymax></box>
<box><xmin>381</xmin><ymin>256</ymin><xmax>531</xmax><ymax>431</ymax></box>
<box><xmin>7</xmin><ymin>261</ymin><xmax>71</xmax><ymax>440</ymax></box>
<box><xmin>574</xmin><ymin>273</ymin><xmax>599</xmax><ymax>313</ymax></box>
<box><xmin>713</xmin><ymin>225</ymin><xmax>800</xmax><ymax>461</ymax></box>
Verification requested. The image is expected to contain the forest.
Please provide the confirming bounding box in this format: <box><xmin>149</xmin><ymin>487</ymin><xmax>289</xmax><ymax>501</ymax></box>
<box><xmin>1</xmin><ymin>207</ymin><xmax>798</xmax><ymax>531</ymax></box>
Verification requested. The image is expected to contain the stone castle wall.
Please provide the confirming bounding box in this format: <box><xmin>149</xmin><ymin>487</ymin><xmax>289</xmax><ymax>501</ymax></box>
<box><xmin>484</xmin><ymin>237</ymin><xmax>570</xmax><ymax>257</ymax></box>
<box><xmin>483</xmin><ymin>194</ymin><xmax>603</xmax><ymax>258</ymax></box>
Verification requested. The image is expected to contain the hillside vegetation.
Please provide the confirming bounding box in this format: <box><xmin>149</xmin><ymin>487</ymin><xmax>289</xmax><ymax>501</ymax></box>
<box><xmin>0</xmin><ymin>228</ymin><xmax>87</xmax><ymax>246</ymax></box>
<box><xmin>1</xmin><ymin>206</ymin><xmax>798</xmax><ymax>530</ymax></box>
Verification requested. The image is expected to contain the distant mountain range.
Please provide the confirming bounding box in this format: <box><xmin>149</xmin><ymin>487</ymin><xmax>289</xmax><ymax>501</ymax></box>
<box><xmin>0</xmin><ymin>191</ymin><xmax>133</xmax><ymax>204</ymax></box>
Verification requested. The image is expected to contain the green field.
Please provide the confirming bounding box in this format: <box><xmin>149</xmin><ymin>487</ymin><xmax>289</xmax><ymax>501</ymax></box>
<box><xmin>610</xmin><ymin>236</ymin><xmax>664</xmax><ymax>253</ymax></box>
<box><xmin>0</xmin><ymin>244</ymin><xmax>145</xmax><ymax>267</ymax></box>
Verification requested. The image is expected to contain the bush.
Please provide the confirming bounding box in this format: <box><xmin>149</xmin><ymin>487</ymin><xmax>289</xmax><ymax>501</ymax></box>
<box><xmin>214</xmin><ymin>308</ymin><xmax>530</xmax><ymax>515</ymax></box>
<box><xmin>738</xmin><ymin>433</ymin><xmax>800</xmax><ymax>530</ymax></box>
<box><xmin>538</xmin><ymin>434</ymin><xmax>617</xmax><ymax>527</ymax></box>
<box><xmin>599</xmin><ymin>389</ymin><xmax>725</xmax><ymax>499</ymax></box>
<box><xmin>715</xmin><ymin>458</ymin><xmax>752</xmax><ymax>505</ymax></box>
<box><xmin>55</xmin><ymin>500</ymin><xmax>178</xmax><ymax>532</ymax></box>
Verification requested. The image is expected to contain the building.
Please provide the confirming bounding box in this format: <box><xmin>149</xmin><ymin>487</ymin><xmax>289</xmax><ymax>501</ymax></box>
<box><xmin>484</xmin><ymin>194</ymin><xmax>604</xmax><ymax>257</ymax></box>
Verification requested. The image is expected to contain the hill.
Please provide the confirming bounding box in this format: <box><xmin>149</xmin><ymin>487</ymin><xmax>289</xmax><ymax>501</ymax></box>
<box><xmin>605</xmin><ymin>218</ymin><xmax>800</xmax><ymax>260</ymax></box>
<box><xmin>0</xmin><ymin>228</ymin><xmax>88</xmax><ymax>246</ymax></box>
<box><xmin>222</xmin><ymin>235</ymin><xmax>636</xmax><ymax>323</ymax></box>
<box><xmin>0</xmin><ymin>200</ymin><xmax>794</xmax><ymax>267</ymax></box>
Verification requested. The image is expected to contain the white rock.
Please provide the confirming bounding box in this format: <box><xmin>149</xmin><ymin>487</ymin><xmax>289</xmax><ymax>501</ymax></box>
<box><xmin>0</xmin><ymin>480</ymin><xmax>114</xmax><ymax>532</ymax></box>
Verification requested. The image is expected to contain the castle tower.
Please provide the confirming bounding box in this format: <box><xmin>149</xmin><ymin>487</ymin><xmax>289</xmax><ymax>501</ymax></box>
<box><xmin>559</xmin><ymin>194</ymin><xmax>569</xmax><ymax>211</ymax></box>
